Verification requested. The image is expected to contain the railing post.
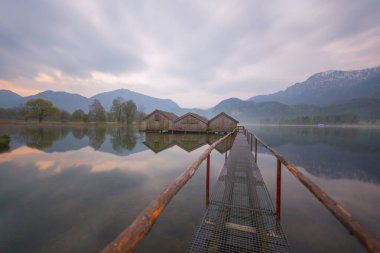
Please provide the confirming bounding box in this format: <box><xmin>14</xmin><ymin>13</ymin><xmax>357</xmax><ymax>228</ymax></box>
<box><xmin>254</xmin><ymin>138</ymin><xmax>258</xmax><ymax>163</ymax></box>
<box><xmin>206</xmin><ymin>154</ymin><xmax>210</xmax><ymax>208</ymax></box>
<box><xmin>250</xmin><ymin>134</ymin><xmax>253</xmax><ymax>151</ymax></box>
<box><xmin>225</xmin><ymin>139</ymin><xmax>228</xmax><ymax>160</ymax></box>
<box><xmin>276</xmin><ymin>158</ymin><xmax>282</xmax><ymax>220</ymax></box>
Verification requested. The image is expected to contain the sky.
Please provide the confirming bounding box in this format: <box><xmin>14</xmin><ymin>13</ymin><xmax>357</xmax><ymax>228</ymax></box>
<box><xmin>1</xmin><ymin>0</ymin><xmax>380</xmax><ymax>108</ymax></box>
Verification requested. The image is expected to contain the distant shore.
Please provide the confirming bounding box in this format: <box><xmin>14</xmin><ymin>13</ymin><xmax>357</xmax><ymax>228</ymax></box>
<box><xmin>243</xmin><ymin>123</ymin><xmax>380</xmax><ymax>129</ymax></box>
<box><xmin>0</xmin><ymin>120</ymin><xmax>141</xmax><ymax>128</ymax></box>
<box><xmin>1</xmin><ymin>120</ymin><xmax>379</xmax><ymax>129</ymax></box>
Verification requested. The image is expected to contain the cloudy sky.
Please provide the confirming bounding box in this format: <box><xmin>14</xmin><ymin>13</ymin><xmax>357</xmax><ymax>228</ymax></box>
<box><xmin>1</xmin><ymin>0</ymin><xmax>380</xmax><ymax>108</ymax></box>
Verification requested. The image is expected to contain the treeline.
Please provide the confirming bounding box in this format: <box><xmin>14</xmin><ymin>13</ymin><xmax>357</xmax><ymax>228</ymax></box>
<box><xmin>0</xmin><ymin>97</ymin><xmax>146</xmax><ymax>124</ymax></box>
<box><xmin>261</xmin><ymin>114</ymin><xmax>360</xmax><ymax>125</ymax></box>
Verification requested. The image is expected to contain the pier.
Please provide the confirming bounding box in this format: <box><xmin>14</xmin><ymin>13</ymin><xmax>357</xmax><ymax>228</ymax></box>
<box><xmin>187</xmin><ymin>128</ymin><xmax>291</xmax><ymax>252</ymax></box>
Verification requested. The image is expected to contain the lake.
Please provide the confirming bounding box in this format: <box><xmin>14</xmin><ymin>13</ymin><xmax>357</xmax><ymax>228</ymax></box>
<box><xmin>0</xmin><ymin>125</ymin><xmax>379</xmax><ymax>253</ymax></box>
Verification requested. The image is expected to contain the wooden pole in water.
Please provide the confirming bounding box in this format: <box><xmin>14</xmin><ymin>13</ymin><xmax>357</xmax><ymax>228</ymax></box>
<box><xmin>276</xmin><ymin>158</ymin><xmax>282</xmax><ymax>220</ymax></box>
<box><xmin>102</xmin><ymin>130</ymin><xmax>236</xmax><ymax>253</ymax></box>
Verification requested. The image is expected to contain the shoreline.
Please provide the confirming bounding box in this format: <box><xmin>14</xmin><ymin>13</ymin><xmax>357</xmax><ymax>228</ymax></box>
<box><xmin>0</xmin><ymin>120</ymin><xmax>141</xmax><ymax>128</ymax></box>
<box><xmin>242</xmin><ymin>123</ymin><xmax>380</xmax><ymax>129</ymax></box>
<box><xmin>0</xmin><ymin>120</ymin><xmax>379</xmax><ymax>129</ymax></box>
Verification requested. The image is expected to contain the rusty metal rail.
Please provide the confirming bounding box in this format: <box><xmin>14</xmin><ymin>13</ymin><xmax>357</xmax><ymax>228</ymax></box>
<box><xmin>244</xmin><ymin>126</ymin><xmax>380</xmax><ymax>253</ymax></box>
<box><xmin>101</xmin><ymin>130</ymin><xmax>237</xmax><ymax>253</ymax></box>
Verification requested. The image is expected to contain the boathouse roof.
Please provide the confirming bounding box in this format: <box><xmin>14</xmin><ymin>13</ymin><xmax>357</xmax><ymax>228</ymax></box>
<box><xmin>144</xmin><ymin>109</ymin><xmax>178</xmax><ymax>121</ymax></box>
<box><xmin>209</xmin><ymin>112</ymin><xmax>239</xmax><ymax>123</ymax></box>
<box><xmin>174</xmin><ymin>112</ymin><xmax>209</xmax><ymax>124</ymax></box>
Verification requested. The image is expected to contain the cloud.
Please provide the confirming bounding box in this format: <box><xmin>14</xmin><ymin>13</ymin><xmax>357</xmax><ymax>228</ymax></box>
<box><xmin>0</xmin><ymin>0</ymin><xmax>380</xmax><ymax>107</ymax></box>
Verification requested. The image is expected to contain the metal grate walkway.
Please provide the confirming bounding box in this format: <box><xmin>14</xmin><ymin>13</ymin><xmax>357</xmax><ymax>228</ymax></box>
<box><xmin>187</xmin><ymin>131</ymin><xmax>291</xmax><ymax>253</ymax></box>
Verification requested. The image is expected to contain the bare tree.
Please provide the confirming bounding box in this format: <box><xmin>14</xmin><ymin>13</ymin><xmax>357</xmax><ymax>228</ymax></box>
<box><xmin>88</xmin><ymin>99</ymin><xmax>106</xmax><ymax>122</ymax></box>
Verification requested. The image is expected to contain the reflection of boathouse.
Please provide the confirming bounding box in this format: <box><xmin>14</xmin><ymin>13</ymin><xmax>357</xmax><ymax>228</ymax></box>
<box><xmin>174</xmin><ymin>133</ymin><xmax>208</xmax><ymax>152</ymax></box>
<box><xmin>143</xmin><ymin>110</ymin><xmax>238</xmax><ymax>133</ymax></box>
<box><xmin>143</xmin><ymin>132</ymin><xmax>234</xmax><ymax>154</ymax></box>
<box><xmin>143</xmin><ymin>133</ymin><xmax>175</xmax><ymax>153</ymax></box>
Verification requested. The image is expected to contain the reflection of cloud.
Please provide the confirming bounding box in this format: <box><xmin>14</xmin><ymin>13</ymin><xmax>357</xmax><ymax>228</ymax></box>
<box><xmin>0</xmin><ymin>138</ymin><xmax>224</xmax><ymax>253</ymax></box>
<box><xmin>35</xmin><ymin>160</ymin><xmax>54</xmax><ymax>171</ymax></box>
<box><xmin>0</xmin><ymin>146</ymin><xmax>42</xmax><ymax>163</ymax></box>
<box><xmin>2</xmin><ymin>144</ymin><xmax>209</xmax><ymax>176</ymax></box>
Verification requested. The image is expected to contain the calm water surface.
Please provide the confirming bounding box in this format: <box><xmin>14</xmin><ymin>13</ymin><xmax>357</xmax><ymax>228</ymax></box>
<box><xmin>0</xmin><ymin>125</ymin><xmax>379</xmax><ymax>252</ymax></box>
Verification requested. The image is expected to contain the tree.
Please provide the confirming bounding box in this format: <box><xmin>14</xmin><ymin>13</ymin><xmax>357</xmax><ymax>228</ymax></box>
<box><xmin>136</xmin><ymin>104</ymin><xmax>147</xmax><ymax>123</ymax></box>
<box><xmin>26</xmin><ymin>99</ymin><xmax>59</xmax><ymax>122</ymax></box>
<box><xmin>60</xmin><ymin>110</ymin><xmax>71</xmax><ymax>122</ymax></box>
<box><xmin>122</xmin><ymin>100</ymin><xmax>137</xmax><ymax>124</ymax></box>
<box><xmin>72</xmin><ymin>109</ymin><xmax>85</xmax><ymax>121</ymax></box>
<box><xmin>17</xmin><ymin>104</ymin><xmax>29</xmax><ymax>120</ymax></box>
<box><xmin>110</xmin><ymin>97</ymin><xmax>124</xmax><ymax>123</ymax></box>
<box><xmin>88</xmin><ymin>99</ymin><xmax>106</xmax><ymax>122</ymax></box>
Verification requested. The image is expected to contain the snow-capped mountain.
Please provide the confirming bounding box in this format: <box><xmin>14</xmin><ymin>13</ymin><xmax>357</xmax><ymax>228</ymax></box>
<box><xmin>249</xmin><ymin>66</ymin><xmax>380</xmax><ymax>106</ymax></box>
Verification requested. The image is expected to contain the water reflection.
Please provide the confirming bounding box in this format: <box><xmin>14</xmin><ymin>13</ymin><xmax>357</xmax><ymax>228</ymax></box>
<box><xmin>244</xmin><ymin>125</ymin><xmax>380</xmax><ymax>253</ymax></box>
<box><xmin>1</xmin><ymin>125</ymin><xmax>378</xmax><ymax>253</ymax></box>
<box><xmin>0</xmin><ymin>126</ymin><xmax>228</xmax><ymax>253</ymax></box>
<box><xmin>109</xmin><ymin>127</ymin><xmax>137</xmax><ymax>151</ymax></box>
<box><xmin>19</xmin><ymin>127</ymin><xmax>62</xmax><ymax>149</ymax></box>
<box><xmin>143</xmin><ymin>133</ymin><xmax>232</xmax><ymax>154</ymax></box>
<box><xmin>247</xmin><ymin>125</ymin><xmax>380</xmax><ymax>184</ymax></box>
<box><xmin>2</xmin><ymin>126</ymin><xmax>145</xmax><ymax>156</ymax></box>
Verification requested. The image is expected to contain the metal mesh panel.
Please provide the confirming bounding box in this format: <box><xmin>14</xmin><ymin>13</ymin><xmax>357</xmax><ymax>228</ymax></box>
<box><xmin>187</xmin><ymin>133</ymin><xmax>291</xmax><ymax>253</ymax></box>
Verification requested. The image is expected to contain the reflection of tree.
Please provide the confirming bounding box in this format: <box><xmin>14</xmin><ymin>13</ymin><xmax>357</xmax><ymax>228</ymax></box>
<box><xmin>109</xmin><ymin>127</ymin><xmax>137</xmax><ymax>151</ymax></box>
<box><xmin>60</xmin><ymin>127</ymin><xmax>70</xmax><ymax>139</ymax></box>
<box><xmin>71</xmin><ymin>128</ymin><xmax>86</xmax><ymax>139</ymax></box>
<box><xmin>19</xmin><ymin>127</ymin><xmax>61</xmax><ymax>150</ymax></box>
<box><xmin>0</xmin><ymin>134</ymin><xmax>10</xmax><ymax>153</ymax></box>
<box><xmin>88</xmin><ymin>127</ymin><xmax>106</xmax><ymax>150</ymax></box>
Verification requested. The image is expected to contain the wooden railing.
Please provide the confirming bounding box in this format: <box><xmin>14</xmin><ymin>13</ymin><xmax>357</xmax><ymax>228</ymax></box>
<box><xmin>242</xmin><ymin>126</ymin><xmax>380</xmax><ymax>253</ymax></box>
<box><xmin>102</xmin><ymin>129</ymin><xmax>237</xmax><ymax>253</ymax></box>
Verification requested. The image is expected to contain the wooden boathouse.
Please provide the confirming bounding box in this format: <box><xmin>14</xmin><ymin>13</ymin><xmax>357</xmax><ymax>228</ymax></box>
<box><xmin>209</xmin><ymin>112</ymin><xmax>239</xmax><ymax>132</ymax></box>
<box><xmin>173</xmin><ymin>112</ymin><xmax>209</xmax><ymax>133</ymax></box>
<box><xmin>143</xmin><ymin>110</ymin><xmax>239</xmax><ymax>133</ymax></box>
<box><xmin>142</xmin><ymin>110</ymin><xmax>178</xmax><ymax>132</ymax></box>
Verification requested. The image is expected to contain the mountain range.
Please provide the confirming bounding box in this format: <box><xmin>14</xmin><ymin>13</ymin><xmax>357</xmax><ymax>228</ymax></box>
<box><xmin>0</xmin><ymin>89</ymin><xmax>181</xmax><ymax>114</ymax></box>
<box><xmin>249</xmin><ymin>66</ymin><xmax>380</xmax><ymax>105</ymax></box>
<box><xmin>1</xmin><ymin>66</ymin><xmax>379</xmax><ymax>122</ymax></box>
